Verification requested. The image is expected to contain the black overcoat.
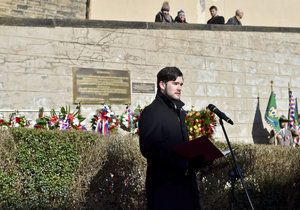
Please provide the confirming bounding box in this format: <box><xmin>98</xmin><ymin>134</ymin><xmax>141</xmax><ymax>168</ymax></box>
<box><xmin>139</xmin><ymin>91</ymin><xmax>201</xmax><ymax>210</ymax></box>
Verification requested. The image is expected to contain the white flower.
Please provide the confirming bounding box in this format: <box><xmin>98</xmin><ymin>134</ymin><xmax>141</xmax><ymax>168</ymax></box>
<box><xmin>73</xmin><ymin>118</ymin><xmax>79</xmax><ymax>126</ymax></box>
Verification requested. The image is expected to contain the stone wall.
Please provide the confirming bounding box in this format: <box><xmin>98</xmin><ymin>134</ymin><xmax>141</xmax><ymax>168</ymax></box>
<box><xmin>0</xmin><ymin>0</ymin><xmax>86</xmax><ymax>19</ymax></box>
<box><xmin>0</xmin><ymin>18</ymin><xmax>300</xmax><ymax>143</ymax></box>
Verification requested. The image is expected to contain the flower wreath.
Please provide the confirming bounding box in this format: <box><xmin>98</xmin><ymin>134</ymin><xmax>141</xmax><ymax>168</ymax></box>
<box><xmin>57</xmin><ymin>105</ymin><xmax>87</xmax><ymax>131</ymax></box>
<box><xmin>185</xmin><ymin>108</ymin><xmax>217</xmax><ymax>141</ymax></box>
<box><xmin>91</xmin><ymin>105</ymin><xmax>119</xmax><ymax>135</ymax></box>
<box><xmin>8</xmin><ymin>111</ymin><xmax>31</xmax><ymax>128</ymax></box>
<box><xmin>119</xmin><ymin>105</ymin><xmax>142</xmax><ymax>134</ymax></box>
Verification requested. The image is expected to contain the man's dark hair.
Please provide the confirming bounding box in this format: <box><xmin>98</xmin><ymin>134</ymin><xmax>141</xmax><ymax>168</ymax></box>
<box><xmin>209</xmin><ymin>6</ymin><xmax>217</xmax><ymax>11</ymax></box>
<box><xmin>157</xmin><ymin>66</ymin><xmax>183</xmax><ymax>89</ymax></box>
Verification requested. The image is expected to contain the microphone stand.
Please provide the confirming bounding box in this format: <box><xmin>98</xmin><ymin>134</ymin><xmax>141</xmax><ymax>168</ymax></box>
<box><xmin>219</xmin><ymin>118</ymin><xmax>254</xmax><ymax>210</ymax></box>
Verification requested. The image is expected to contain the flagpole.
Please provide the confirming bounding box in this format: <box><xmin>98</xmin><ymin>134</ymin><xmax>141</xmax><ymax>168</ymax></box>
<box><xmin>270</xmin><ymin>80</ymin><xmax>273</xmax><ymax>92</ymax></box>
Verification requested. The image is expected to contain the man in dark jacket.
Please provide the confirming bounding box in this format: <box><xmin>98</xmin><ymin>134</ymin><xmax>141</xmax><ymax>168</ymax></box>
<box><xmin>207</xmin><ymin>6</ymin><xmax>225</xmax><ymax>24</ymax></box>
<box><xmin>139</xmin><ymin>67</ymin><xmax>203</xmax><ymax>210</ymax></box>
<box><xmin>226</xmin><ymin>9</ymin><xmax>244</xmax><ymax>25</ymax></box>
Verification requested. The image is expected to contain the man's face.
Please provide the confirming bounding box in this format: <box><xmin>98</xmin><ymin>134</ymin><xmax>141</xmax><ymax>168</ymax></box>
<box><xmin>237</xmin><ymin>11</ymin><xmax>244</xmax><ymax>19</ymax></box>
<box><xmin>280</xmin><ymin>121</ymin><xmax>288</xmax><ymax>129</ymax></box>
<box><xmin>210</xmin><ymin>9</ymin><xmax>217</xmax><ymax>17</ymax></box>
<box><xmin>160</xmin><ymin>76</ymin><xmax>183</xmax><ymax>100</ymax></box>
<box><xmin>162</xmin><ymin>10</ymin><xmax>169</xmax><ymax>14</ymax></box>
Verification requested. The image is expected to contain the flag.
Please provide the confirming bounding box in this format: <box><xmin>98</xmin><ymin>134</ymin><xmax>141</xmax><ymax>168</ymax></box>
<box><xmin>288</xmin><ymin>90</ymin><xmax>297</xmax><ymax>129</ymax></box>
<box><xmin>265</xmin><ymin>91</ymin><xmax>280</xmax><ymax>132</ymax></box>
<box><xmin>295</xmin><ymin>98</ymin><xmax>299</xmax><ymax>127</ymax></box>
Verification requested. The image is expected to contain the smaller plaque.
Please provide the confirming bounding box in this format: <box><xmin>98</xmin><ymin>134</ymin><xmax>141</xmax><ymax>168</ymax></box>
<box><xmin>132</xmin><ymin>82</ymin><xmax>155</xmax><ymax>94</ymax></box>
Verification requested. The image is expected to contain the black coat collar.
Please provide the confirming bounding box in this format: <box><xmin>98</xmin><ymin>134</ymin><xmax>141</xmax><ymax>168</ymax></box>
<box><xmin>156</xmin><ymin>90</ymin><xmax>185</xmax><ymax>111</ymax></box>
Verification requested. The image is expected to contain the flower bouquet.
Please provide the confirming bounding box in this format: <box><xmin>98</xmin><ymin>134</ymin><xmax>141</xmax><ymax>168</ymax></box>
<box><xmin>8</xmin><ymin>111</ymin><xmax>31</xmax><ymax>128</ymax></box>
<box><xmin>48</xmin><ymin>109</ymin><xmax>60</xmax><ymax>130</ymax></box>
<box><xmin>185</xmin><ymin>108</ymin><xmax>217</xmax><ymax>141</ymax></box>
<box><xmin>91</xmin><ymin>105</ymin><xmax>119</xmax><ymax>135</ymax></box>
<box><xmin>119</xmin><ymin>105</ymin><xmax>142</xmax><ymax>134</ymax></box>
<box><xmin>57</xmin><ymin>104</ymin><xmax>87</xmax><ymax>131</ymax></box>
<box><xmin>0</xmin><ymin>113</ymin><xmax>9</xmax><ymax>128</ymax></box>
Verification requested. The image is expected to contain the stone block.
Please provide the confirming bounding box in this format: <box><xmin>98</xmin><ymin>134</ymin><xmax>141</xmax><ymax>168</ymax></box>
<box><xmin>225</xmin><ymin>123</ymin><xmax>249</xmax><ymax>138</ymax></box>
<box><xmin>191</xmin><ymin>97</ymin><xmax>210</xmax><ymax>110</ymax></box>
<box><xmin>3</xmin><ymin>72</ymin><xmax>71</xmax><ymax>92</ymax></box>
<box><xmin>235</xmin><ymin>110</ymin><xmax>255</xmax><ymax>124</ymax></box>
<box><xmin>256</xmin><ymin>62</ymin><xmax>279</xmax><ymax>75</ymax></box>
<box><xmin>205</xmin><ymin>57</ymin><xmax>232</xmax><ymax>71</ymax></box>
<box><xmin>129</xmin><ymin>64</ymin><xmax>158</xmax><ymax>81</ymax></box>
<box><xmin>194</xmin><ymin>97</ymin><xmax>240</xmax><ymax>111</ymax></box>
<box><xmin>278</xmin><ymin>64</ymin><xmax>300</xmax><ymax>76</ymax></box>
<box><xmin>272</xmin><ymin>75</ymin><xmax>291</xmax><ymax>88</ymax></box>
<box><xmin>195</xmin><ymin>70</ymin><xmax>218</xmax><ymax>83</ymax></box>
<box><xmin>145</xmin><ymin>51</ymin><xmax>175</xmax><ymax>66</ymax></box>
<box><xmin>245</xmin><ymin>73</ymin><xmax>270</xmax><ymax>86</ymax></box>
<box><xmin>190</xmin><ymin>83</ymin><xmax>206</xmax><ymax>97</ymax></box>
<box><xmin>207</xmin><ymin>84</ymin><xmax>233</xmax><ymax>97</ymax></box>
<box><xmin>232</xmin><ymin>60</ymin><xmax>257</xmax><ymax>73</ymax></box>
<box><xmin>218</xmin><ymin>71</ymin><xmax>245</xmax><ymax>84</ymax></box>
<box><xmin>233</xmin><ymin>85</ymin><xmax>269</xmax><ymax>99</ymax></box>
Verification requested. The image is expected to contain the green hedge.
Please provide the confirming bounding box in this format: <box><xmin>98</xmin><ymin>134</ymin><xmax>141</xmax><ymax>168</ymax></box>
<box><xmin>0</xmin><ymin>128</ymin><xmax>299</xmax><ymax>209</ymax></box>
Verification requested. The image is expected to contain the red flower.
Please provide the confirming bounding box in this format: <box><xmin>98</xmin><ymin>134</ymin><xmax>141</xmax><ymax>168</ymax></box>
<box><xmin>68</xmin><ymin>114</ymin><xmax>74</xmax><ymax>122</ymax></box>
<box><xmin>51</xmin><ymin>115</ymin><xmax>58</xmax><ymax>123</ymax></box>
<box><xmin>15</xmin><ymin>117</ymin><xmax>21</xmax><ymax>123</ymax></box>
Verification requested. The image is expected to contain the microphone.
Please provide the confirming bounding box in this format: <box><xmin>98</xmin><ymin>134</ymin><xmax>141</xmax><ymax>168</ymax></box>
<box><xmin>207</xmin><ymin>104</ymin><xmax>234</xmax><ymax>125</ymax></box>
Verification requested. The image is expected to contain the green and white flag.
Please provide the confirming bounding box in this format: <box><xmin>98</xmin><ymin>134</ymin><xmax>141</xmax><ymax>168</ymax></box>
<box><xmin>265</xmin><ymin>91</ymin><xmax>280</xmax><ymax>132</ymax></box>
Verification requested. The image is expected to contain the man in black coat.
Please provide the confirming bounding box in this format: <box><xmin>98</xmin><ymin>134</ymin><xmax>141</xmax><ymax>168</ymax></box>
<box><xmin>139</xmin><ymin>67</ymin><xmax>203</xmax><ymax>210</ymax></box>
<box><xmin>226</xmin><ymin>9</ymin><xmax>244</xmax><ymax>25</ymax></box>
<box><xmin>207</xmin><ymin>6</ymin><xmax>225</xmax><ymax>24</ymax></box>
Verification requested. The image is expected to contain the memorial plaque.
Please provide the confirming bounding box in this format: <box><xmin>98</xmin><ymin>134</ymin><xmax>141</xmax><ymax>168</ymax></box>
<box><xmin>73</xmin><ymin>68</ymin><xmax>131</xmax><ymax>104</ymax></box>
<box><xmin>132</xmin><ymin>82</ymin><xmax>155</xmax><ymax>93</ymax></box>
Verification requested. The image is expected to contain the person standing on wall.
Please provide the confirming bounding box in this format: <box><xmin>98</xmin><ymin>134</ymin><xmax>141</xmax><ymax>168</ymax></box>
<box><xmin>226</xmin><ymin>9</ymin><xmax>244</xmax><ymax>25</ymax></box>
<box><xmin>175</xmin><ymin>9</ymin><xmax>187</xmax><ymax>23</ymax></box>
<box><xmin>207</xmin><ymin>6</ymin><xmax>225</xmax><ymax>24</ymax></box>
<box><xmin>155</xmin><ymin>1</ymin><xmax>174</xmax><ymax>23</ymax></box>
<box><xmin>139</xmin><ymin>67</ymin><xmax>208</xmax><ymax>210</ymax></box>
